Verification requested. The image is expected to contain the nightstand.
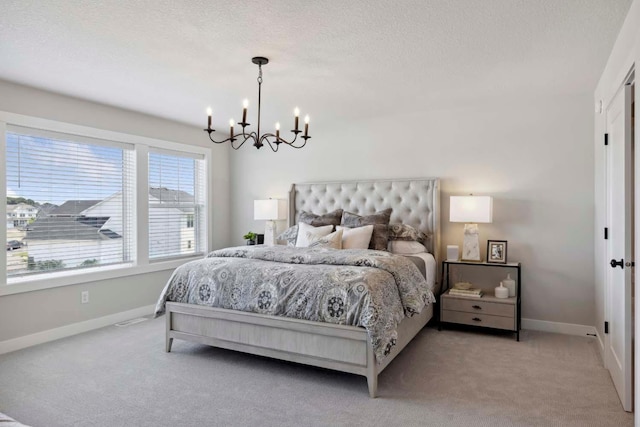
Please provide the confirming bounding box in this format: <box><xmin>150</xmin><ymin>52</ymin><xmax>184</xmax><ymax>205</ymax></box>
<box><xmin>438</xmin><ymin>260</ymin><xmax>521</xmax><ymax>341</ymax></box>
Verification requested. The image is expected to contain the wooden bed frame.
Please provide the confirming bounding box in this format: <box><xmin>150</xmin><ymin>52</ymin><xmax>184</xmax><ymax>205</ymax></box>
<box><xmin>165</xmin><ymin>178</ymin><xmax>441</xmax><ymax>397</ymax></box>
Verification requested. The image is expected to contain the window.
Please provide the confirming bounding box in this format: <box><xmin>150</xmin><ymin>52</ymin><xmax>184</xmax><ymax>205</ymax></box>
<box><xmin>148</xmin><ymin>150</ymin><xmax>206</xmax><ymax>260</ymax></box>
<box><xmin>1</xmin><ymin>115</ymin><xmax>209</xmax><ymax>291</ymax></box>
<box><xmin>5</xmin><ymin>127</ymin><xmax>134</xmax><ymax>279</ymax></box>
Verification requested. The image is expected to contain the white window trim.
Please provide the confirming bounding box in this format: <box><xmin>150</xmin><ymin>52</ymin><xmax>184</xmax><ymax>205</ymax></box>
<box><xmin>0</xmin><ymin>111</ymin><xmax>213</xmax><ymax>295</ymax></box>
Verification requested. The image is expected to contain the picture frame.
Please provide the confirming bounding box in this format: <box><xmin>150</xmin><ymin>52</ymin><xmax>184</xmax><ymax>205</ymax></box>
<box><xmin>487</xmin><ymin>240</ymin><xmax>507</xmax><ymax>264</ymax></box>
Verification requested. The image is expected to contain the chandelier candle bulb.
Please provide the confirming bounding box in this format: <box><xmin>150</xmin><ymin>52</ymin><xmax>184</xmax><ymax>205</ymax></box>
<box><xmin>229</xmin><ymin>119</ymin><xmax>235</xmax><ymax>140</ymax></box>
<box><xmin>304</xmin><ymin>115</ymin><xmax>309</xmax><ymax>137</ymax></box>
<box><xmin>207</xmin><ymin>107</ymin><xmax>212</xmax><ymax>129</ymax></box>
<box><xmin>242</xmin><ymin>99</ymin><xmax>248</xmax><ymax>124</ymax></box>
<box><xmin>275</xmin><ymin>122</ymin><xmax>280</xmax><ymax>139</ymax></box>
<box><xmin>294</xmin><ymin>107</ymin><xmax>300</xmax><ymax>131</ymax></box>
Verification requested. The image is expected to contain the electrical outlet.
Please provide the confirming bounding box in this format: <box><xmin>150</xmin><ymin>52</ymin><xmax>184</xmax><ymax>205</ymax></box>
<box><xmin>81</xmin><ymin>290</ymin><xmax>89</xmax><ymax>304</ymax></box>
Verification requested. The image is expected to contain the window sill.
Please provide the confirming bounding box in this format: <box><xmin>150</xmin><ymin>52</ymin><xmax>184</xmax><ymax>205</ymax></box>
<box><xmin>0</xmin><ymin>256</ymin><xmax>204</xmax><ymax>296</ymax></box>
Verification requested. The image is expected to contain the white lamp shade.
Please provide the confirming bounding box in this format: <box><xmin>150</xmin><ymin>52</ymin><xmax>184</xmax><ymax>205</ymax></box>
<box><xmin>449</xmin><ymin>196</ymin><xmax>493</xmax><ymax>223</ymax></box>
<box><xmin>254</xmin><ymin>199</ymin><xmax>287</xmax><ymax>221</ymax></box>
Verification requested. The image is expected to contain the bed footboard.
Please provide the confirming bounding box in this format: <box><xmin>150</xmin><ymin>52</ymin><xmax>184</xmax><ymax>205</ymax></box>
<box><xmin>164</xmin><ymin>302</ymin><xmax>432</xmax><ymax>397</ymax></box>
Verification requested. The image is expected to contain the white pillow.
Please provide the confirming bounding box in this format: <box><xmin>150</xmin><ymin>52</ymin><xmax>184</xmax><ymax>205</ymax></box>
<box><xmin>295</xmin><ymin>223</ymin><xmax>333</xmax><ymax>247</ymax></box>
<box><xmin>307</xmin><ymin>229</ymin><xmax>343</xmax><ymax>249</ymax></box>
<box><xmin>387</xmin><ymin>240</ymin><xmax>427</xmax><ymax>254</ymax></box>
<box><xmin>336</xmin><ymin>225</ymin><xmax>374</xmax><ymax>250</ymax></box>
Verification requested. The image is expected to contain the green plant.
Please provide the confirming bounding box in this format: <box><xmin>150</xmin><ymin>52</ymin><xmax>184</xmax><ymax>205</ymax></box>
<box><xmin>80</xmin><ymin>259</ymin><xmax>99</xmax><ymax>267</ymax></box>
<box><xmin>243</xmin><ymin>231</ymin><xmax>257</xmax><ymax>242</ymax></box>
<box><xmin>28</xmin><ymin>259</ymin><xmax>65</xmax><ymax>271</ymax></box>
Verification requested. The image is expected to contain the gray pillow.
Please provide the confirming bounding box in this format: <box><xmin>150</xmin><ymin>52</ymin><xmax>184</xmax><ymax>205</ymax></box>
<box><xmin>388</xmin><ymin>223</ymin><xmax>429</xmax><ymax>244</ymax></box>
<box><xmin>298</xmin><ymin>209</ymin><xmax>343</xmax><ymax>227</ymax></box>
<box><xmin>276</xmin><ymin>225</ymin><xmax>298</xmax><ymax>246</ymax></box>
<box><xmin>276</xmin><ymin>209</ymin><xmax>343</xmax><ymax>246</ymax></box>
<box><xmin>341</xmin><ymin>209</ymin><xmax>392</xmax><ymax>251</ymax></box>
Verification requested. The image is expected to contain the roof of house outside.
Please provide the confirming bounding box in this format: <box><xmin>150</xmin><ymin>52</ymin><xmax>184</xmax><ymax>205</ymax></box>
<box><xmin>149</xmin><ymin>187</ymin><xmax>194</xmax><ymax>203</ymax></box>
<box><xmin>6</xmin><ymin>203</ymin><xmax>37</xmax><ymax>213</ymax></box>
<box><xmin>149</xmin><ymin>187</ymin><xmax>195</xmax><ymax>213</ymax></box>
<box><xmin>49</xmin><ymin>200</ymin><xmax>102</xmax><ymax>216</ymax></box>
<box><xmin>26</xmin><ymin>216</ymin><xmax>121</xmax><ymax>241</ymax></box>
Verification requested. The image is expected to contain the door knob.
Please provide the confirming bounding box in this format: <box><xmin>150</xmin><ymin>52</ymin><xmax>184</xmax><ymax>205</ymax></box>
<box><xmin>610</xmin><ymin>259</ymin><xmax>624</xmax><ymax>269</ymax></box>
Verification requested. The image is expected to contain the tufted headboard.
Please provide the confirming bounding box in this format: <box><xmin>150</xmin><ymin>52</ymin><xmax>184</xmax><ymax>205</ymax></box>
<box><xmin>288</xmin><ymin>177</ymin><xmax>441</xmax><ymax>272</ymax></box>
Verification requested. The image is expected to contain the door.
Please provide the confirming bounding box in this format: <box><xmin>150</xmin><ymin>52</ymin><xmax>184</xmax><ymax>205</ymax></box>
<box><xmin>605</xmin><ymin>81</ymin><xmax>634</xmax><ymax>412</ymax></box>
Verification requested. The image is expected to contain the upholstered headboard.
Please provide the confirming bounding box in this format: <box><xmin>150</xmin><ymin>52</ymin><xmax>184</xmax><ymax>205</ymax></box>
<box><xmin>288</xmin><ymin>177</ymin><xmax>441</xmax><ymax>268</ymax></box>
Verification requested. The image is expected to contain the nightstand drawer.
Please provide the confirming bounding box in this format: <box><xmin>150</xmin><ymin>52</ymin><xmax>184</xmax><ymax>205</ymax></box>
<box><xmin>442</xmin><ymin>297</ymin><xmax>514</xmax><ymax>317</ymax></box>
<box><xmin>441</xmin><ymin>310</ymin><xmax>515</xmax><ymax>331</ymax></box>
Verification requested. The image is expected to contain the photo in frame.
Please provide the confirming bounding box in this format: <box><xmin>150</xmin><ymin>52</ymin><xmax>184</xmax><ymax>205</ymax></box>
<box><xmin>487</xmin><ymin>240</ymin><xmax>507</xmax><ymax>264</ymax></box>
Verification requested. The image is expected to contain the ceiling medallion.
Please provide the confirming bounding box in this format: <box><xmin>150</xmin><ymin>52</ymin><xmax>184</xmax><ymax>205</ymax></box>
<box><xmin>204</xmin><ymin>56</ymin><xmax>311</xmax><ymax>152</ymax></box>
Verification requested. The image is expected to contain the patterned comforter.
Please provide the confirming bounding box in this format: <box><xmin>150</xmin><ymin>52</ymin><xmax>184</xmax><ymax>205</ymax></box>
<box><xmin>154</xmin><ymin>246</ymin><xmax>435</xmax><ymax>361</ymax></box>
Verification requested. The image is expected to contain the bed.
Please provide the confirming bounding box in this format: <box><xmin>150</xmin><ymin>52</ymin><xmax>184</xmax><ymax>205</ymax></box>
<box><xmin>156</xmin><ymin>178</ymin><xmax>441</xmax><ymax>397</ymax></box>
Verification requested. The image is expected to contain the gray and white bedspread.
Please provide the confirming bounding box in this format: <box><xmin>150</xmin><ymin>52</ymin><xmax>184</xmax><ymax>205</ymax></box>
<box><xmin>154</xmin><ymin>246</ymin><xmax>435</xmax><ymax>361</ymax></box>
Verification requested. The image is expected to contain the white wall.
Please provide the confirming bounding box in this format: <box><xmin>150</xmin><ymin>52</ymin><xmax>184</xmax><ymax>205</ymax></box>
<box><xmin>594</xmin><ymin>1</ymin><xmax>640</xmax><ymax>354</ymax></box>
<box><xmin>230</xmin><ymin>94</ymin><xmax>596</xmax><ymax>327</ymax></box>
<box><xmin>0</xmin><ymin>80</ymin><xmax>231</xmax><ymax>343</ymax></box>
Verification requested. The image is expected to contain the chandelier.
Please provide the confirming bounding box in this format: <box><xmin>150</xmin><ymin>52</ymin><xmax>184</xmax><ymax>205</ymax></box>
<box><xmin>204</xmin><ymin>56</ymin><xmax>311</xmax><ymax>152</ymax></box>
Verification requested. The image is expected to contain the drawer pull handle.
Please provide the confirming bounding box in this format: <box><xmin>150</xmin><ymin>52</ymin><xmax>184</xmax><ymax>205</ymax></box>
<box><xmin>472</xmin><ymin>317</ymin><xmax>482</xmax><ymax>322</ymax></box>
<box><xmin>472</xmin><ymin>305</ymin><xmax>482</xmax><ymax>310</ymax></box>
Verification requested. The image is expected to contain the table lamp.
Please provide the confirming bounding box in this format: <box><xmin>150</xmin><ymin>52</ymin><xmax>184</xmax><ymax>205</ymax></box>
<box><xmin>254</xmin><ymin>199</ymin><xmax>287</xmax><ymax>246</ymax></box>
<box><xmin>449</xmin><ymin>195</ymin><xmax>493</xmax><ymax>261</ymax></box>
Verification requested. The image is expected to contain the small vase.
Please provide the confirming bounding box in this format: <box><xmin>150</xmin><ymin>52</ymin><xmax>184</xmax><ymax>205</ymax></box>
<box><xmin>502</xmin><ymin>274</ymin><xmax>516</xmax><ymax>297</ymax></box>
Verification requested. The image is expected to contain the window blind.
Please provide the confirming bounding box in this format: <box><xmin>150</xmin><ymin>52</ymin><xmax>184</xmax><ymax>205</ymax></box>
<box><xmin>148</xmin><ymin>150</ymin><xmax>206</xmax><ymax>260</ymax></box>
<box><xmin>5</xmin><ymin>129</ymin><xmax>135</xmax><ymax>278</ymax></box>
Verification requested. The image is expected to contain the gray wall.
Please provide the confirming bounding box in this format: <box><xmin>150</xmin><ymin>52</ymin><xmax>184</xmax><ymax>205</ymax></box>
<box><xmin>231</xmin><ymin>94</ymin><xmax>596</xmax><ymax>327</ymax></box>
<box><xmin>0</xmin><ymin>80</ymin><xmax>598</xmax><ymax>342</ymax></box>
<box><xmin>0</xmin><ymin>80</ymin><xmax>230</xmax><ymax>342</ymax></box>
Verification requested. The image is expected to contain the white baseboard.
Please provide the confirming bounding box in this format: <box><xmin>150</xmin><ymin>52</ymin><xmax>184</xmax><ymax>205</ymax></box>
<box><xmin>0</xmin><ymin>304</ymin><xmax>156</xmax><ymax>355</ymax></box>
<box><xmin>595</xmin><ymin>330</ymin><xmax>605</xmax><ymax>362</ymax></box>
<box><xmin>522</xmin><ymin>318</ymin><xmax>597</xmax><ymax>337</ymax></box>
<box><xmin>1</xmin><ymin>310</ymin><xmax>598</xmax><ymax>355</ymax></box>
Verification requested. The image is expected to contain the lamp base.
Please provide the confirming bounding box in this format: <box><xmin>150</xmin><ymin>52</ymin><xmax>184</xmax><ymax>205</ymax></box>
<box><xmin>264</xmin><ymin>220</ymin><xmax>276</xmax><ymax>246</ymax></box>
<box><xmin>461</xmin><ymin>223</ymin><xmax>481</xmax><ymax>261</ymax></box>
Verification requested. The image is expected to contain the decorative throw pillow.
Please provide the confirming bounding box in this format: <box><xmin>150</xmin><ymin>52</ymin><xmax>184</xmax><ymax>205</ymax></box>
<box><xmin>298</xmin><ymin>209</ymin><xmax>343</xmax><ymax>227</ymax></box>
<box><xmin>277</xmin><ymin>209</ymin><xmax>342</xmax><ymax>246</ymax></box>
<box><xmin>388</xmin><ymin>223</ymin><xmax>429</xmax><ymax>244</ymax></box>
<box><xmin>336</xmin><ymin>225</ymin><xmax>374</xmax><ymax>250</ymax></box>
<box><xmin>276</xmin><ymin>225</ymin><xmax>298</xmax><ymax>246</ymax></box>
<box><xmin>295</xmin><ymin>223</ymin><xmax>333</xmax><ymax>247</ymax></box>
<box><xmin>387</xmin><ymin>240</ymin><xmax>428</xmax><ymax>254</ymax></box>
<box><xmin>307</xmin><ymin>229</ymin><xmax>343</xmax><ymax>249</ymax></box>
<box><xmin>341</xmin><ymin>208</ymin><xmax>392</xmax><ymax>251</ymax></box>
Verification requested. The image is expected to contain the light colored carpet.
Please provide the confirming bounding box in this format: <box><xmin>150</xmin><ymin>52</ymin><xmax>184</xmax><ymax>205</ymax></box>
<box><xmin>0</xmin><ymin>317</ymin><xmax>632</xmax><ymax>427</ymax></box>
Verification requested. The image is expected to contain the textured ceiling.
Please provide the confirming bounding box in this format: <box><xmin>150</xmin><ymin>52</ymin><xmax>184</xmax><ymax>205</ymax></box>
<box><xmin>0</xmin><ymin>0</ymin><xmax>632</xmax><ymax>130</ymax></box>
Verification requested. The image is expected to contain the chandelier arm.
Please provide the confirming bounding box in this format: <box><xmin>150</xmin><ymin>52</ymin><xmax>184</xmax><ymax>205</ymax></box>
<box><xmin>205</xmin><ymin>130</ymin><xmax>236</xmax><ymax>145</ymax></box>
<box><xmin>260</xmin><ymin>133</ymin><xmax>308</xmax><ymax>150</ymax></box>
<box><xmin>238</xmin><ymin>124</ymin><xmax>252</xmax><ymax>139</ymax></box>
<box><xmin>232</xmin><ymin>132</ymin><xmax>259</xmax><ymax>150</ymax></box>
<box><xmin>259</xmin><ymin>134</ymin><xmax>279</xmax><ymax>153</ymax></box>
